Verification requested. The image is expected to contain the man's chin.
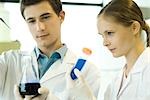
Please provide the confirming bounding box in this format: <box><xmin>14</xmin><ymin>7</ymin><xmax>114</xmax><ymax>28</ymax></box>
<box><xmin>112</xmin><ymin>53</ymin><xmax>121</xmax><ymax>58</ymax></box>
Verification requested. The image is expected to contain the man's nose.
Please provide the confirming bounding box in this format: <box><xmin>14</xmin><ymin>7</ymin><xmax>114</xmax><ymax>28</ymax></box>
<box><xmin>36</xmin><ymin>21</ymin><xmax>45</xmax><ymax>32</ymax></box>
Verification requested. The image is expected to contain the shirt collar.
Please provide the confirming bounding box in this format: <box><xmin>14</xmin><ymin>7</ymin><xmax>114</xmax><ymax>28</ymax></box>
<box><xmin>55</xmin><ymin>44</ymin><xmax>68</xmax><ymax>61</ymax></box>
<box><xmin>34</xmin><ymin>44</ymin><xmax>68</xmax><ymax>62</ymax></box>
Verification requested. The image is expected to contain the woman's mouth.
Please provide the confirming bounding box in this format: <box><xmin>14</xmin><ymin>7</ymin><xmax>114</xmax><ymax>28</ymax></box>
<box><xmin>109</xmin><ymin>48</ymin><xmax>116</xmax><ymax>53</ymax></box>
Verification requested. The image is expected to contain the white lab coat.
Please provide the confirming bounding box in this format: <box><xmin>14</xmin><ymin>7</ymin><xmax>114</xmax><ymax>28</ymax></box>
<box><xmin>0</xmin><ymin>49</ymin><xmax>100</xmax><ymax>100</ymax></box>
<box><xmin>104</xmin><ymin>47</ymin><xmax>150</xmax><ymax>100</ymax></box>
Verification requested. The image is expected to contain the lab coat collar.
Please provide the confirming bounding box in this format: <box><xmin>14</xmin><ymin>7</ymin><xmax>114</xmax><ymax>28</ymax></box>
<box><xmin>116</xmin><ymin>47</ymin><xmax>150</xmax><ymax>97</ymax></box>
<box><xmin>39</xmin><ymin>49</ymin><xmax>77</xmax><ymax>83</ymax></box>
<box><xmin>114</xmin><ymin>69</ymin><xmax>125</xmax><ymax>97</ymax></box>
<box><xmin>130</xmin><ymin>47</ymin><xmax>149</xmax><ymax>74</ymax></box>
<box><xmin>34</xmin><ymin>44</ymin><xmax>68</xmax><ymax>62</ymax></box>
<box><xmin>116</xmin><ymin>69</ymin><xmax>131</xmax><ymax>97</ymax></box>
<box><xmin>31</xmin><ymin>51</ymin><xmax>40</xmax><ymax>80</ymax></box>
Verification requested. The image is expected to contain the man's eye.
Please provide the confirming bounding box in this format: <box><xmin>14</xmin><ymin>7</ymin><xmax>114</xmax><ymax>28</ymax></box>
<box><xmin>28</xmin><ymin>20</ymin><xmax>36</xmax><ymax>24</ymax></box>
<box><xmin>41</xmin><ymin>16</ymin><xmax>50</xmax><ymax>20</ymax></box>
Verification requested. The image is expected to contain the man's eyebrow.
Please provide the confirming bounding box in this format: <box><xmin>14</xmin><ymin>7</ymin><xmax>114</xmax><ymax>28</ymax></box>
<box><xmin>26</xmin><ymin>13</ymin><xmax>51</xmax><ymax>21</ymax></box>
<box><xmin>26</xmin><ymin>17</ymin><xmax>34</xmax><ymax>21</ymax></box>
<box><xmin>40</xmin><ymin>13</ymin><xmax>51</xmax><ymax>17</ymax></box>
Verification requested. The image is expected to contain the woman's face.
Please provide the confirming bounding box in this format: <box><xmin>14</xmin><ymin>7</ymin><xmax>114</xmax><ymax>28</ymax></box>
<box><xmin>97</xmin><ymin>15</ymin><xmax>136</xmax><ymax>57</ymax></box>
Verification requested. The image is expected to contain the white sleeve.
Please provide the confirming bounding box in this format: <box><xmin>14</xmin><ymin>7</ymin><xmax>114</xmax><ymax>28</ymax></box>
<box><xmin>0</xmin><ymin>52</ymin><xmax>8</xmax><ymax>95</ymax></box>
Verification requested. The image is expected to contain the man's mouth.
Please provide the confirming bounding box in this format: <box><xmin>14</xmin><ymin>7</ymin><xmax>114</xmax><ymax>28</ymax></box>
<box><xmin>36</xmin><ymin>34</ymin><xmax>49</xmax><ymax>38</ymax></box>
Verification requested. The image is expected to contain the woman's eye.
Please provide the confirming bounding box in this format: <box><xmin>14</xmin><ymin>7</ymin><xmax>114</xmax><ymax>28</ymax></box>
<box><xmin>107</xmin><ymin>32</ymin><xmax>114</xmax><ymax>36</ymax></box>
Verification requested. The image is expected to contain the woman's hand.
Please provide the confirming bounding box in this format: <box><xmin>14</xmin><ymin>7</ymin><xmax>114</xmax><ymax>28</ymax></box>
<box><xmin>65</xmin><ymin>67</ymin><xmax>96</xmax><ymax>100</ymax></box>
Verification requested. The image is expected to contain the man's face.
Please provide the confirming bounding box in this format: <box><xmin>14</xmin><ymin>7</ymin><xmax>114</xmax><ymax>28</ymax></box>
<box><xmin>24</xmin><ymin>1</ymin><xmax>65</xmax><ymax>49</ymax></box>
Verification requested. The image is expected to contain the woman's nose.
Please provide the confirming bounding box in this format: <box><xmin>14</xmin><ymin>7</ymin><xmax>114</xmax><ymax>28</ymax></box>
<box><xmin>103</xmin><ymin>37</ymin><xmax>110</xmax><ymax>47</ymax></box>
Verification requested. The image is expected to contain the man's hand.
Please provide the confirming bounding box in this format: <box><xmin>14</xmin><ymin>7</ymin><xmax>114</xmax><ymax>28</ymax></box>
<box><xmin>14</xmin><ymin>85</ymin><xmax>49</xmax><ymax>100</ymax></box>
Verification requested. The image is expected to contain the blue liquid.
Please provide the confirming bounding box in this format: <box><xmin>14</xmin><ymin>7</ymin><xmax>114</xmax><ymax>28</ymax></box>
<box><xmin>19</xmin><ymin>83</ymin><xmax>41</xmax><ymax>96</ymax></box>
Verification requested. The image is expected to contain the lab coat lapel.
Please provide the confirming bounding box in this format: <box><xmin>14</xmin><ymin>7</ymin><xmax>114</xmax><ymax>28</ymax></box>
<box><xmin>117</xmin><ymin>48</ymin><xmax>149</xmax><ymax>97</ymax></box>
<box><xmin>40</xmin><ymin>49</ymin><xmax>77</xmax><ymax>83</ymax></box>
<box><xmin>117</xmin><ymin>73</ymin><xmax>131</xmax><ymax>97</ymax></box>
<box><xmin>114</xmin><ymin>70</ymin><xmax>125</xmax><ymax>97</ymax></box>
<box><xmin>40</xmin><ymin>61</ymin><xmax>66</xmax><ymax>83</ymax></box>
<box><xmin>31</xmin><ymin>51</ymin><xmax>40</xmax><ymax>80</ymax></box>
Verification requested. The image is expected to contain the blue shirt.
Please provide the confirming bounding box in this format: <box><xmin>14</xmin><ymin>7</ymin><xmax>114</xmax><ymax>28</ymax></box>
<box><xmin>34</xmin><ymin>44</ymin><xmax>67</xmax><ymax>78</ymax></box>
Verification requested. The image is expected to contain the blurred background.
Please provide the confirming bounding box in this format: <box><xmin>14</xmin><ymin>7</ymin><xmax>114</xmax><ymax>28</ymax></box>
<box><xmin>0</xmin><ymin>0</ymin><xmax>150</xmax><ymax>99</ymax></box>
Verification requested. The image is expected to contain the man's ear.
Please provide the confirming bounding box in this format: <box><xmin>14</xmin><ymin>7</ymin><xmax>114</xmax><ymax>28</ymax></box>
<box><xmin>131</xmin><ymin>21</ymin><xmax>141</xmax><ymax>35</ymax></box>
<box><xmin>59</xmin><ymin>10</ymin><xmax>65</xmax><ymax>23</ymax></box>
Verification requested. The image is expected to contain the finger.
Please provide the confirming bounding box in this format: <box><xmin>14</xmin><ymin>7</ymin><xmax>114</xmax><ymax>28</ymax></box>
<box><xmin>29</xmin><ymin>87</ymin><xmax>49</xmax><ymax>100</ymax></box>
<box><xmin>24</xmin><ymin>95</ymin><xmax>32</xmax><ymax>100</ymax></box>
<box><xmin>74</xmin><ymin>68</ymin><xmax>85</xmax><ymax>83</ymax></box>
<box><xmin>74</xmin><ymin>68</ymin><xmax>81</xmax><ymax>78</ymax></box>
<box><xmin>14</xmin><ymin>84</ymin><xmax>23</xmax><ymax>100</ymax></box>
<box><xmin>38</xmin><ymin>87</ymin><xmax>49</xmax><ymax>95</ymax></box>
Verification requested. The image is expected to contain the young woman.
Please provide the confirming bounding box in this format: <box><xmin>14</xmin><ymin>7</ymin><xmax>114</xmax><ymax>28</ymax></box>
<box><xmin>97</xmin><ymin>0</ymin><xmax>150</xmax><ymax>99</ymax></box>
<box><xmin>62</xmin><ymin>0</ymin><xmax>150</xmax><ymax>100</ymax></box>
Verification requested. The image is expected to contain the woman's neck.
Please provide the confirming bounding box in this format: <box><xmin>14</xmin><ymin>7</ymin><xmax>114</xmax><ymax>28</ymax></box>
<box><xmin>124</xmin><ymin>44</ymin><xmax>145</xmax><ymax>77</ymax></box>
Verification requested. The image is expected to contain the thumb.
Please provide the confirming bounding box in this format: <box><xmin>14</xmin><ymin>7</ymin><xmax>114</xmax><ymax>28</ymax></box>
<box><xmin>74</xmin><ymin>68</ymin><xmax>85</xmax><ymax>83</ymax></box>
<box><xmin>29</xmin><ymin>87</ymin><xmax>49</xmax><ymax>100</ymax></box>
<box><xmin>74</xmin><ymin>68</ymin><xmax>81</xmax><ymax>78</ymax></box>
<box><xmin>38</xmin><ymin>87</ymin><xmax>49</xmax><ymax>95</ymax></box>
<box><xmin>24</xmin><ymin>96</ymin><xmax>32</xmax><ymax>100</ymax></box>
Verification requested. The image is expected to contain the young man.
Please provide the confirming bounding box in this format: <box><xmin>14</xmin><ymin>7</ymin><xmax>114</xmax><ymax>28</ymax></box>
<box><xmin>0</xmin><ymin>0</ymin><xmax>100</xmax><ymax>99</ymax></box>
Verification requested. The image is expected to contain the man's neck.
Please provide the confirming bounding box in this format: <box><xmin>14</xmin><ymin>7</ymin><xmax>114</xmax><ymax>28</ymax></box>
<box><xmin>38</xmin><ymin>44</ymin><xmax>62</xmax><ymax>57</ymax></box>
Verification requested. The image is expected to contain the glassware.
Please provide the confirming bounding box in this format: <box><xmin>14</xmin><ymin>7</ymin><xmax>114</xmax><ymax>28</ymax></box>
<box><xmin>19</xmin><ymin>54</ymin><xmax>40</xmax><ymax>97</ymax></box>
